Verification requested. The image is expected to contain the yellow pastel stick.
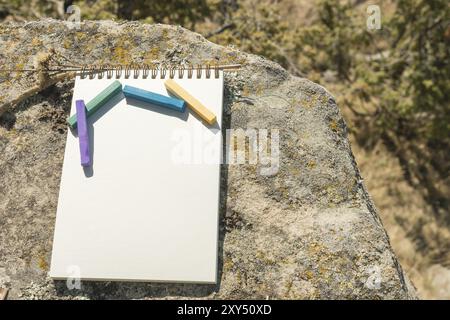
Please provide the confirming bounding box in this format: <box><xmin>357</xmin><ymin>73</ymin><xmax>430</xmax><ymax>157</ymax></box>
<box><xmin>165</xmin><ymin>79</ymin><xmax>217</xmax><ymax>125</ymax></box>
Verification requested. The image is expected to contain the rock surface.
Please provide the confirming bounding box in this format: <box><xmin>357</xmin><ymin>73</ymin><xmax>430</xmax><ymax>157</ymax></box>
<box><xmin>0</xmin><ymin>20</ymin><xmax>417</xmax><ymax>299</ymax></box>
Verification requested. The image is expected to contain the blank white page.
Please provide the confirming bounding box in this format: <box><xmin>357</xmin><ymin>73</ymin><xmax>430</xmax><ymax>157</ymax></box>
<box><xmin>50</xmin><ymin>70</ymin><xmax>223</xmax><ymax>283</ymax></box>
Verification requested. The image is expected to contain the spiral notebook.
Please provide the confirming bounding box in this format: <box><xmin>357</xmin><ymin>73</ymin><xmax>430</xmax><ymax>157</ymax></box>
<box><xmin>50</xmin><ymin>67</ymin><xmax>223</xmax><ymax>283</ymax></box>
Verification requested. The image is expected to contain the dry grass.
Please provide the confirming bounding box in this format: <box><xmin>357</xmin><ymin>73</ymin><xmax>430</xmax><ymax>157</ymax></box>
<box><xmin>351</xmin><ymin>138</ymin><xmax>450</xmax><ymax>299</ymax></box>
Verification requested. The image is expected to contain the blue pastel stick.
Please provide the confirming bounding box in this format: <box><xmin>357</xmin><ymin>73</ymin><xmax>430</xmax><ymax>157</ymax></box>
<box><xmin>75</xmin><ymin>100</ymin><xmax>91</xmax><ymax>167</ymax></box>
<box><xmin>123</xmin><ymin>85</ymin><xmax>186</xmax><ymax>112</ymax></box>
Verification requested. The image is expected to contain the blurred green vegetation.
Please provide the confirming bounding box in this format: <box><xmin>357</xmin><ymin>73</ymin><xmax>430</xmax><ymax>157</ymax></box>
<box><xmin>1</xmin><ymin>0</ymin><xmax>449</xmax><ymax>195</ymax></box>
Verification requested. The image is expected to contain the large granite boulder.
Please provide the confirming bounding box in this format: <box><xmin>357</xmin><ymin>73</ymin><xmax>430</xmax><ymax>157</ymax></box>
<box><xmin>0</xmin><ymin>20</ymin><xmax>417</xmax><ymax>299</ymax></box>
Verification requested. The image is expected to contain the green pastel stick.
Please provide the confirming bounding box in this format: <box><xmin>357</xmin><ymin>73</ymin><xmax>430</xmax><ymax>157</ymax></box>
<box><xmin>67</xmin><ymin>80</ymin><xmax>123</xmax><ymax>129</ymax></box>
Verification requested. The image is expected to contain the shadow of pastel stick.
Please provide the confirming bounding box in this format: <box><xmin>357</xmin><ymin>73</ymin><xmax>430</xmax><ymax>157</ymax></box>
<box><xmin>164</xmin><ymin>79</ymin><xmax>217</xmax><ymax>125</ymax></box>
<box><xmin>76</xmin><ymin>100</ymin><xmax>91</xmax><ymax>167</ymax></box>
<box><xmin>67</xmin><ymin>80</ymin><xmax>122</xmax><ymax>129</ymax></box>
<box><xmin>123</xmin><ymin>85</ymin><xmax>186</xmax><ymax>112</ymax></box>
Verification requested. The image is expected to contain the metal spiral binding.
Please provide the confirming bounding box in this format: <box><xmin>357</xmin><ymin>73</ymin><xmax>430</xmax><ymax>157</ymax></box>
<box><xmin>79</xmin><ymin>63</ymin><xmax>230</xmax><ymax>80</ymax></box>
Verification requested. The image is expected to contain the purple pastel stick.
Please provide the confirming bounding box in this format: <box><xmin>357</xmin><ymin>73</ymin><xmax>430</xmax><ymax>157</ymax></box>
<box><xmin>75</xmin><ymin>100</ymin><xmax>91</xmax><ymax>167</ymax></box>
